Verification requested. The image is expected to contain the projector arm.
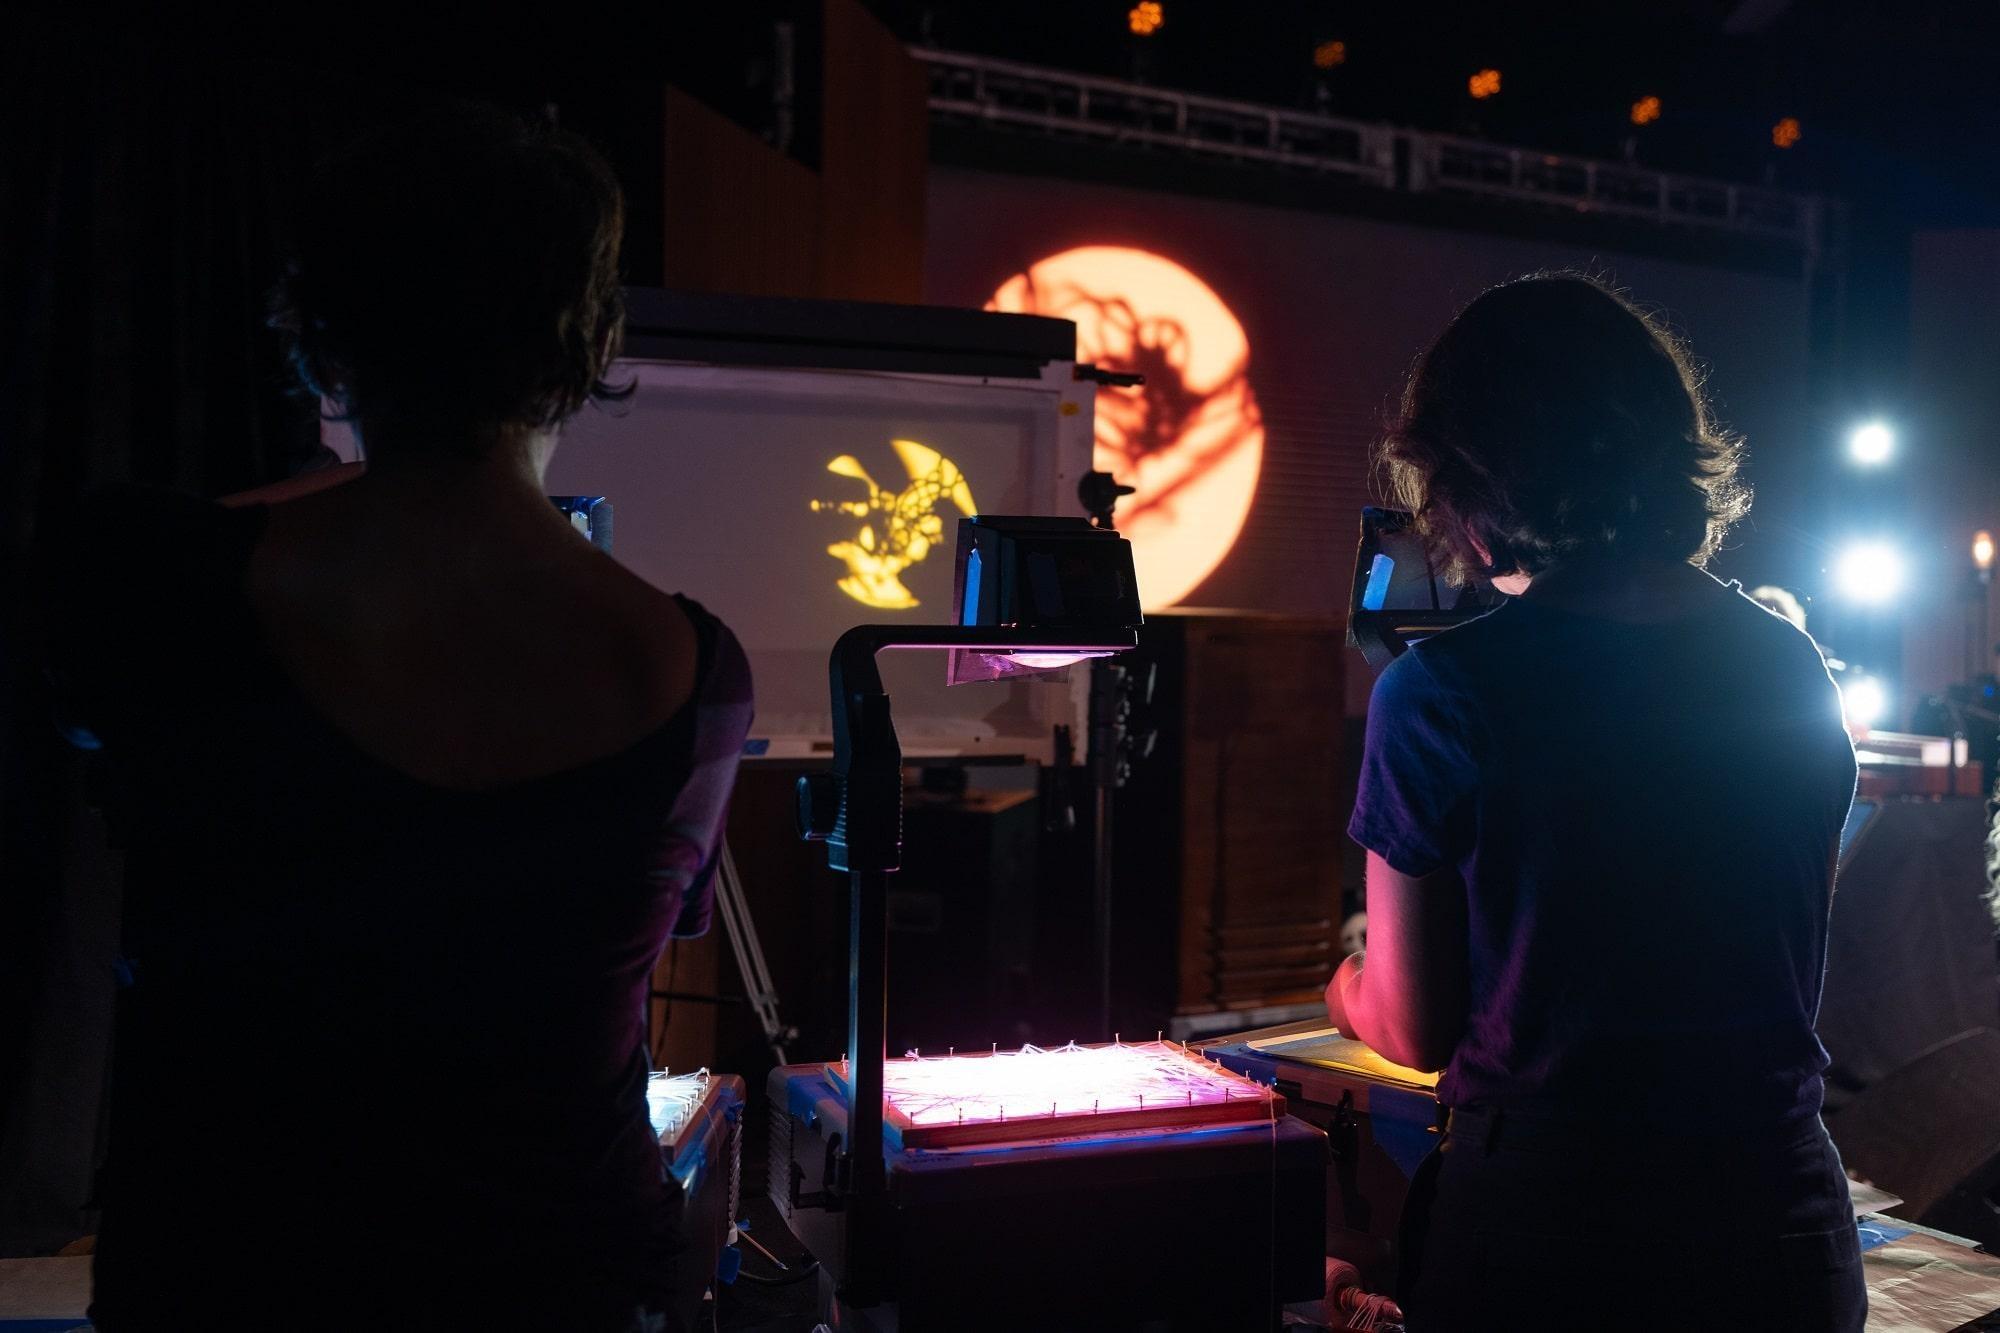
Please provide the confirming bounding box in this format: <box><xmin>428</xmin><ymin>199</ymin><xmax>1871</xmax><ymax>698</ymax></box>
<box><xmin>802</xmin><ymin>625</ymin><xmax>1137</xmax><ymax>874</ymax></box>
<box><xmin>798</xmin><ymin>624</ymin><xmax>1136</xmax><ymax>1307</ymax></box>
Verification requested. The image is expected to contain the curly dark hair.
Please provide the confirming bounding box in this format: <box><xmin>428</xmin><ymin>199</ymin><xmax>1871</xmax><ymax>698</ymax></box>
<box><xmin>1379</xmin><ymin>273</ymin><xmax>1749</xmax><ymax>585</ymax></box>
<box><xmin>270</xmin><ymin>103</ymin><xmax>630</xmax><ymax>456</ymax></box>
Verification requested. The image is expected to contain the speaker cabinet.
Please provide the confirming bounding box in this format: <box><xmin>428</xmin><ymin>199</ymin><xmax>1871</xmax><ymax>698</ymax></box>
<box><xmin>888</xmin><ymin>786</ymin><xmax>1043</xmax><ymax>1053</ymax></box>
<box><xmin>1820</xmin><ymin>796</ymin><xmax>2000</xmax><ymax>1106</ymax></box>
<box><xmin>1829</xmin><ymin>1027</ymin><xmax>2000</xmax><ymax>1248</ymax></box>
<box><xmin>1112</xmin><ymin>611</ymin><xmax>1346</xmax><ymax>1032</ymax></box>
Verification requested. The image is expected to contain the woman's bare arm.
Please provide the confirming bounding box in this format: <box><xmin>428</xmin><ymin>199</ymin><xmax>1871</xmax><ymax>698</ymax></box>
<box><xmin>1325</xmin><ymin>850</ymin><xmax>1469</xmax><ymax>1072</ymax></box>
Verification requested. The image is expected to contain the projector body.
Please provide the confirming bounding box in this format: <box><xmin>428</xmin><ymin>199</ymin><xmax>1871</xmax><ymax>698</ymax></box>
<box><xmin>1199</xmin><ymin>1025</ymin><xmax>1440</xmax><ymax>1292</ymax></box>
<box><xmin>767</xmin><ymin>1060</ymin><xmax>1327</xmax><ymax>1329</ymax></box>
<box><xmin>653</xmin><ymin>1072</ymin><xmax>746</xmax><ymax>1299</ymax></box>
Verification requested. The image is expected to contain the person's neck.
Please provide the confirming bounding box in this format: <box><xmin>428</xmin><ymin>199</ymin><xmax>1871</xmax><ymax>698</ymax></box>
<box><xmin>351</xmin><ymin>426</ymin><xmax>559</xmax><ymax>520</ymax></box>
<box><xmin>325</xmin><ymin>426</ymin><xmax>580</xmax><ymax>563</ymax></box>
<box><xmin>1518</xmin><ymin>554</ymin><xmax>1714</xmax><ymax>622</ymax></box>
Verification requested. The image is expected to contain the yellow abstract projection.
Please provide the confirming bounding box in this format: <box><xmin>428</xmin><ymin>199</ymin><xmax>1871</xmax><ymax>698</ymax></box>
<box><xmin>988</xmin><ymin>247</ymin><xmax>1264</xmax><ymax>609</ymax></box>
<box><xmin>810</xmin><ymin>440</ymin><xmax>977</xmax><ymax>610</ymax></box>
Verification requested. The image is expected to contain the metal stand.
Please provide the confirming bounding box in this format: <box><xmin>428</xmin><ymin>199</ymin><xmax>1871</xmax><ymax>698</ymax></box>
<box><xmin>1087</xmin><ymin>660</ymin><xmax>1153</xmax><ymax>1038</ymax></box>
<box><xmin>647</xmin><ymin>843</ymin><xmax>797</xmax><ymax>1066</ymax></box>
<box><xmin>712</xmin><ymin>843</ymin><xmax>797</xmax><ymax>1065</ymax></box>
<box><xmin>1079</xmin><ymin>470</ymin><xmax>1148</xmax><ymax>1040</ymax></box>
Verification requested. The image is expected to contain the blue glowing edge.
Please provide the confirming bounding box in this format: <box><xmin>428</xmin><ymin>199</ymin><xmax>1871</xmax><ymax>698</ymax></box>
<box><xmin>1361</xmin><ymin>553</ymin><xmax>1395</xmax><ymax>612</ymax></box>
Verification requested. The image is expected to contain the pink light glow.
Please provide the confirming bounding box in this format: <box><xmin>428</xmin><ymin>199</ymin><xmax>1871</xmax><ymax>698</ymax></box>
<box><xmin>836</xmin><ymin>1041</ymin><xmax>1279</xmax><ymax>1145</ymax></box>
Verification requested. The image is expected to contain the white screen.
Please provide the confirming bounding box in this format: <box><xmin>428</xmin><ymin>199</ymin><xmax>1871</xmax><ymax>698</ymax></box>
<box><xmin>543</xmin><ymin>360</ymin><xmax>1091</xmax><ymax>756</ymax></box>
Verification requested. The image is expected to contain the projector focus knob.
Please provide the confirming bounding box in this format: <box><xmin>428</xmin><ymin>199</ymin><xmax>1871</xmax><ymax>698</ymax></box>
<box><xmin>797</xmin><ymin>773</ymin><xmax>841</xmax><ymax>842</ymax></box>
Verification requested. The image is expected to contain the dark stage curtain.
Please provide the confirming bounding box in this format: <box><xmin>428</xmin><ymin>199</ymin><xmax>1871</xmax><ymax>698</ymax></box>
<box><xmin>0</xmin><ymin>9</ymin><xmax>684</xmax><ymax>1253</ymax></box>
<box><xmin>0</xmin><ymin>29</ymin><xmax>340</xmax><ymax>1253</ymax></box>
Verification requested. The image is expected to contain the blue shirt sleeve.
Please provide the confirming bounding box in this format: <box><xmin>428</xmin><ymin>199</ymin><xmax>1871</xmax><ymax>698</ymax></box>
<box><xmin>1347</xmin><ymin>647</ymin><xmax>1480</xmax><ymax>877</ymax></box>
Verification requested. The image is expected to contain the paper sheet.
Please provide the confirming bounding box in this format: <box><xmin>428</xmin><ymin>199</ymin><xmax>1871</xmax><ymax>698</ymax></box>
<box><xmin>1861</xmin><ymin>1233</ymin><xmax>2000</xmax><ymax>1331</ymax></box>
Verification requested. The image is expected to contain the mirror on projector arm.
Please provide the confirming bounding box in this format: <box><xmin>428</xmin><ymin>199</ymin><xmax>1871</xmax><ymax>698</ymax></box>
<box><xmin>539</xmin><ymin>359</ymin><xmax>1092</xmax><ymax>760</ymax></box>
<box><xmin>1346</xmin><ymin>507</ymin><xmax>1499</xmax><ymax>671</ymax></box>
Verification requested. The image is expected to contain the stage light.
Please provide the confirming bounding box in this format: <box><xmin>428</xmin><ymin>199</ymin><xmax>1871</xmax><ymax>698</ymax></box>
<box><xmin>1630</xmin><ymin>95</ymin><xmax>1662</xmax><ymax>126</ymax></box>
<box><xmin>1833</xmin><ymin>542</ymin><xmax>1905</xmax><ymax>604</ymax></box>
<box><xmin>1840</xmin><ymin>673</ymin><xmax>1889</xmax><ymax>731</ymax></box>
<box><xmin>1847</xmin><ymin>421</ymin><xmax>1895</xmax><ymax>466</ymax></box>
<box><xmin>1773</xmin><ymin>117</ymin><xmax>1803</xmax><ymax>149</ymax></box>
<box><xmin>1469</xmin><ymin>68</ymin><xmax>1502</xmax><ymax>99</ymax></box>
<box><xmin>1128</xmin><ymin>1</ymin><xmax>1163</xmax><ymax>35</ymax></box>
<box><xmin>1973</xmin><ymin>530</ymin><xmax>1994</xmax><ymax>573</ymax></box>
<box><xmin>1313</xmin><ymin>39</ymin><xmax>1347</xmax><ymax>69</ymax></box>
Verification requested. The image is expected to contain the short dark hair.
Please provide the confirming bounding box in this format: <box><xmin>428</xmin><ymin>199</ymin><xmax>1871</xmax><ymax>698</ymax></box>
<box><xmin>1379</xmin><ymin>274</ymin><xmax>1748</xmax><ymax>584</ymax></box>
<box><xmin>270</xmin><ymin>104</ymin><xmax>630</xmax><ymax>456</ymax></box>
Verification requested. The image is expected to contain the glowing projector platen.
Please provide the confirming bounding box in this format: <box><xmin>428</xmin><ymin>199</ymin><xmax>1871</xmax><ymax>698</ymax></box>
<box><xmin>646</xmin><ymin>1068</ymin><xmax>712</xmax><ymax>1148</ymax></box>
<box><xmin>827</xmin><ymin>1039</ymin><xmax>1284</xmax><ymax>1148</ymax></box>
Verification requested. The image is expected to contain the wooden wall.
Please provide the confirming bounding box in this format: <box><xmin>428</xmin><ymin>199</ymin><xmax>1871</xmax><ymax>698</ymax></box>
<box><xmin>661</xmin><ymin>0</ymin><xmax>927</xmax><ymax>304</ymax></box>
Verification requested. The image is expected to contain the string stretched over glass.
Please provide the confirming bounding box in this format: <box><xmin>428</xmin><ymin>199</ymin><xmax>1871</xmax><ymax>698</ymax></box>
<box><xmin>646</xmin><ymin>1068</ymin><xmax>711</xmax><ymax>1144</ymax></box>
<box><xmin>831</xmin><ymin>1040</ymin><xmax>1283</xmax><ymax>1148</ymax></box>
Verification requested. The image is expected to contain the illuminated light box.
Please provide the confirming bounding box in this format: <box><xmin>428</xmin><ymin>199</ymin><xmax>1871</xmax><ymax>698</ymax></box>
<box><xmin>645</xmin><ymin>1069</ymin><xmax>747</xmax><ymax>1299</ymax></box>
<box><xmin>827</xmin><ymin>1040</ymin><xmax>1285</xmax><ymax>1149</ymax></box>
<box><xmin>987</xmin><ymin>246</ymin><xmax>1265</xmax><ymax>611</ymax></box>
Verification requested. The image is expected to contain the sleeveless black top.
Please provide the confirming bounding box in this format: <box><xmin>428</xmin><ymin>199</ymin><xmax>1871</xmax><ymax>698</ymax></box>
<box><xmin>43</xmin><ymin>486</ymin><xmax>753</xmax><ymax>1329</ymax></box>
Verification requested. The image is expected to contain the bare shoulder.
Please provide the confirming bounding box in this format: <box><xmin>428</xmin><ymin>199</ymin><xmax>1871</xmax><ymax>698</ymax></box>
<box><xmin>219</xmin><ymin>462</ymin><xmax>366</xmax><ymax>508</ymax></box>
<box><xmin>583</xmin><ymin>548</ymin><xmax>701</xmax><ymax>723</ymax></box>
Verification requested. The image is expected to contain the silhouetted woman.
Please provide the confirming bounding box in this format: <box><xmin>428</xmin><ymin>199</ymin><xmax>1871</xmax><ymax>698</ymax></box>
<box><xmin>1327</xmin><ymin>275</ymin><xmax>1864</xmax><ymax>1329</ymax></box>
<box><xmin>44</xmin><ymin>107</ymin><xmax>750</xmax><ymax>1330</ymax></box>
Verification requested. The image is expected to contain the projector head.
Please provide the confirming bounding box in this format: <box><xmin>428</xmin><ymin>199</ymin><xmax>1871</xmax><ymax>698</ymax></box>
<box><xmin>948</xmin><ymin>516</ymin><xmax>1142</xmax><ymax>684</ymax></box>
<box><xmin>1347</xmin><ymin>507</ymin><xmax>1499</xmax><ymax>671</ymax></box>
<box><xmin>953</xmin><ymin>515</ymin><xmax>1143</xmax><ymax>633</ymax></box>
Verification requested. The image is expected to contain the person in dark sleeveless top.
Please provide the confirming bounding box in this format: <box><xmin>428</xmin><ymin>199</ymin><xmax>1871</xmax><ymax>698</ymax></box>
<box><xmin>1325</xmin><ymin>276</ymin><xmax>1865</xmax><ymax>1329</ymax></box>
<box><xmin>39</xmin><ymin>107</ymin><xmax>752</xmax><ymax>1331</ymax></box>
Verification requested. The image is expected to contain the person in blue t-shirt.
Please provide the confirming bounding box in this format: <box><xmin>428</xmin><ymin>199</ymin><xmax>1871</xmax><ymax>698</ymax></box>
<box><xmin>1326</xmin><ymin>274</ymin><xmax>1865</xmax><ymax>1330</ymax></box>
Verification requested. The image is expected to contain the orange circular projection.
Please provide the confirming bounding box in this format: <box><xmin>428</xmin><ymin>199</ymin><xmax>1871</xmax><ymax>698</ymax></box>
<box><xmin>987</xmin><ymin>247</ymin><xmax>1264</xmax><ymax>609</ymax></box>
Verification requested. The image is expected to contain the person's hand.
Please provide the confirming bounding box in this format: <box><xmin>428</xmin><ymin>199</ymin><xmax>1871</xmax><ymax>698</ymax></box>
<box><xmin>1325</xmin><ymin>1257</ymin><xmax>1404</xmax><ymax>1328</ymax></box>
<box><xmin>1324</xmin><ymin>951</ymin><xmax>1364</xmax><ymax>1034</ymax></box>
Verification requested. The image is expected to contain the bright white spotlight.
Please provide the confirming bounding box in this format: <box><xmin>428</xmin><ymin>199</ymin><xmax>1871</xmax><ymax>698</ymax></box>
<box><xmin>1840</xmin><ymin>673</ymin><xmax>1888</xmax><ymax>731</ymax></box>
<box><xmin>1848</xmin><ymin>421</ymin><xmax>1895</xmax><ymax>466</ymax></box>
<box><xmin>1833</xmin><ymin>542</ymin><xmax>1905</xmax><ymax>604</ymax></box>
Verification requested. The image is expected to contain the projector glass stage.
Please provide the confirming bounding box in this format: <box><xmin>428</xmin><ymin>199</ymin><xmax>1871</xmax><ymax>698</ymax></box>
<box><xmin>828</xmin><ymin>1040</ymin><xmax>1285</xmax><ymax>1149</ymax></box>
<box><xmin>645</xmin><ymin>1069</ymin><xmax>712</xmax><ymax>1148</ymax></box>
